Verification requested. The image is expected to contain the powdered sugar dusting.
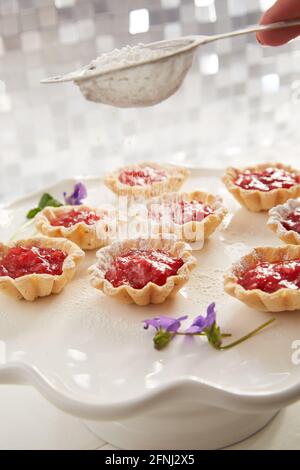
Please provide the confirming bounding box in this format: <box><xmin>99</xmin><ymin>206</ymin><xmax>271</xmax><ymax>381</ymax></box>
<box><xmin>82</xmin><ymin>44</ymin><xmax>166</xmax><ymax>76</ymax></box>
<box><xmin>89</xmin><ymin>237</ymin><xmax>194</xmax><ymax>280</ymax></box>
<box><xmin>183</xmin><ymin>267</ymin><xmax>225</xmax><ymax>306</ymax></box>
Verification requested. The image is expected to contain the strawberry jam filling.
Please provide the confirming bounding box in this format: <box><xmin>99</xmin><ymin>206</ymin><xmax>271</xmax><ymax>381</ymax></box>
<box><xmin>105</xmin><ymin>249</ymin><xmax>184</xmax><ymax>289</ymax></box>
<box><xmin>234</xmin><ymin>167</ymin><xmax>299</xmax><ymax>192</ymax></box>
<box><xmin>281</xmin><ymin>208</ymin><xmax>300</xmax><ymax>234</ymax></box>
<box><xmin>51</xmin><ymin>209</ymin><xmax>100</xmax><ymax>228</ymax></box>
<box><xmin>118</xmin><ymin>167</ymin><xmax>167</xmax><ymax>187</ymax></box>
<box><xmin>0</xmin><ymin>246</ymin><xmax>67</xmax><ymax>279</ymax></box>
<box><xmin>238</xmin><ymin>259</ymin><xmax>300</xmax><ymax>293</ymax></box>
<box><xmin>150</xmin><ymin>200</ymin><xmax>213</xmax><ymax>225</ymax></box>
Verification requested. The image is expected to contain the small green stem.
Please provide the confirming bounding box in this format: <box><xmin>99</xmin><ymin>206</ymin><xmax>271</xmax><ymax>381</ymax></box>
<box><xmin>176</xmin><ymin>332</ymin><xmax>232</xmax><ymax>338</ymax></box>
<box><xmin>176</xmin><ymin>332</ymin><xmax>206</xmax><ymax>336</ymax></box>
<box><xmin>219</xmin><ymin>318</ymin><xmax>275</xmax><ymax>350</ymax></box>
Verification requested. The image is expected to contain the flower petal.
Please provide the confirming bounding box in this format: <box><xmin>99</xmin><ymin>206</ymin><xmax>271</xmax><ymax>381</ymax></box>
<box><xmin>185</xmin><ymin>303</ymin><xmax>217</xmax><ymax>334</ymax></box>
<box><xmin>143</xmin><ymin>318</ymin><xmax>160</xmax><ymax>331</ymax></box>
<box><xmin>165</xmin><ymin>316</ymin><xmax>188</xmax><ymax>333</ymax></box>
<box><xmin>143</xmin><ymin>315</ymin><xmax>188</xmax><ymax>333</ymax></box>
<box><xmin>185</xmin><ymin>316</ymin><xmax>206</xmax><ymax>334</ymax></box>
<box><xmin>205</xmin><ymin>302</ymin><xmax>217</xmax><ymax>328</ymax></box>
<box><xmin>63</xmin><ymin>182</ymin><xmax>87</xmax><ymax>205</ymax></box>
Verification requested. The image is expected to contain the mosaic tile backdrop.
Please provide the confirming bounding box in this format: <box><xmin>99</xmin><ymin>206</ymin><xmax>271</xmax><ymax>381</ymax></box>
<box><xmin>0</xmin><ymin>0</ymin><xmax>300</xmax><ymax>204</ymax></box>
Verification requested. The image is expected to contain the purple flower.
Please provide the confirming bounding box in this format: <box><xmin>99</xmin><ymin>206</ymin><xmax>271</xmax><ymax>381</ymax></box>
<box><xmin>143</xmin><ymin>315</ymin><xmax>188</xmax><ymax>350</ymax></box>
<box><xmin>63</xmin><ymin>182</ymin><xmax>87</xmax><ymax>205</ymax></box>
<box><xmin>143</xmin><ymin>315</ymin><xmax>188</xmax><ymax>333</ymax></box>
<box><xmin>143</xmin><ymin>302</ymin><xmax>275</xmax><ymax>351</ymax></box>
<box><xmin>185</xmin><ymin>302</ymin><xmax>216</xmax><ymax>334</ymax></box>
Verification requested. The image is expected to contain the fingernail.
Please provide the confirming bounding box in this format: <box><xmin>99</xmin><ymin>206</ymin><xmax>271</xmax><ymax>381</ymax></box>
<box><xmin>256</xmin><ymin>33</ymin><xmax>265</xmax><ymax>45</ymax></box>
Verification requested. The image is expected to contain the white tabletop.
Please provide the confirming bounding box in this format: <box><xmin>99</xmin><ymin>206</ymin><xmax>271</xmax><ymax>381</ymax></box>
<box><xmin>0</xmin><ymin>384</ymin><xmax>299</xmax><ymax>450</ymax></box>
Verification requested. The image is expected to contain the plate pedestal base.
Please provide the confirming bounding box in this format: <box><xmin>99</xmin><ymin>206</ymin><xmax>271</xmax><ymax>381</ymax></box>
<box><xmin>84</xmin><ymin>404</ymin><xmax>279</xmax><ymax>449</ymax></box>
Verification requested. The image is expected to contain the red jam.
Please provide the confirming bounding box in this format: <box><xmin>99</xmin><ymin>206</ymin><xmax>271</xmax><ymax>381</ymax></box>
<box><xmin>238</xmin><ymin>259</ymin><xmax>300</xmax><ymax>293</ymax></box>
<box><xmin>281</xmin><ymin>208</ymin><xmax>300</xmax><ymax>234</ymax></box>
<box><xmin>234</xmin><ymin>167</ymin><xmax>299</xmax><ymax>192</ymax></box>
<box><xmin>0</xmin><ymin>246</ymin><xmax>67</xmax><ymax>279</ymax></box>
<box><xmin>150</xmin><ymin>200</ymin><xmax>213</xmax><ymax>225</ymax></box>
<box><xmin>51</xmin><ymin>209</ymin><xmax>100</xmax><ymax>228</ymax></box>
<box><xmin>118</xmin><ymin>166</ymin><xmax>167</xmax><ymax>187</ymax></box>
<box><xmin>105</xmin><ymin>249</ymin><xmax>184</xmax><ymax>289</ymax></box>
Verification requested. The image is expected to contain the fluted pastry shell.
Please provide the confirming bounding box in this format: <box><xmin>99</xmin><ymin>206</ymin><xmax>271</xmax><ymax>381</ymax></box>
<box><xmin>88</xmin><ymin>237</ymin><xmax>197</xmax><ymax>306</ymax></box>
<box><xmin>0</xmin><ymin>237</ymin><xmax>84</xmax><ymax>301</ymax></box>
<box><xmin>36</xmin><ymin>205</ymin><xmax>114</xmax><ymax>250</ymax></box>
<box><xmin>145</xmin><ymin>190</ymin><xmax>227</xmax><ymax>245</ymax></box>
<box><xmin>105</xmin><ymin>162</ymin><xmax>189</xmax><ymax>199</ymax></box>
<box><xmin>222</xmin><ymin>163</ymin><xmax>300</xmax><ymax>212</ymax></box>
<box><xmin>224</xmin><ymin>245</ymin><xmax>300</xmax><ymax>312</ymax></box>
<box><xmin>268</xmin><ymin>198</ymin><xmax>300</xmax><ymax>245</ymax></box>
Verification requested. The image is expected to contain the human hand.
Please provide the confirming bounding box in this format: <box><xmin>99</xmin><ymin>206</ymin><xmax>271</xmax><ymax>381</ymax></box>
<box><xmin>257</xmin><ymin>0</ymin><xmax>300</xmax><ymax>46</ymax></box>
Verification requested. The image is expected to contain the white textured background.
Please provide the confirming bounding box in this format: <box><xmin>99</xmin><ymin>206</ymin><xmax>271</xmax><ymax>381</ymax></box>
<box><xmin>0</xmin><ymin>0</ymin><xmax>300</xmax><ymax>205</ymax></box>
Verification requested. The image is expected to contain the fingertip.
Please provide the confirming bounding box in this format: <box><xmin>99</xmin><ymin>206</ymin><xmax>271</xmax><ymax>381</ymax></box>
<box><xmin>256</xmin><ymin>32</ymin><xmax>265</xmax><ymax>45</ymax></box>
<box><xmin>256</xmin><ymin>27</ymin><xmax>300</xmax><ymax>46</ymax></box>
<box><xmin>257</xmin><ymin>0</ymin><xmax>300</xmax><ymax>46</ymax></box>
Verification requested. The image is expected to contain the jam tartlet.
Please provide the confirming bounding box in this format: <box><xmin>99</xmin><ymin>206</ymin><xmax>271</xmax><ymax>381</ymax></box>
<box><xmin>105</xmin><ymin>162</ymin><xmax>189</xmax><ymax>198</ymax></box>
<box><xmin>36</xmin><ymin>205</ymin><xmax>114</xmax><ymax>250</ymax></box>
<box><xmin>224</xmin><ymin>245</ymin><xmax>300</xmax><ymax>312</ymax></box>
<box><xmin>88</xmin><ymin>238</ymin><xmax>196</xmax><ymax>305</ymax></box>
<box><xmin>223</xmin><ymin>164</ymin><xmax>300</xmax><ymax>212</ymax></box>
<box><xmin>0</xmin><ymin>237</ymin><xmax>84</xmax><ymax>301</ymax></box>
<box><xmin>146</xmin><ymin>191</ymin><xmax>227</xmax><ymax>244</ymax></box>
<box><xmin>268</xmin><ymin>198</ymin><xmax>300</xmax><ymax>245</ymax></box>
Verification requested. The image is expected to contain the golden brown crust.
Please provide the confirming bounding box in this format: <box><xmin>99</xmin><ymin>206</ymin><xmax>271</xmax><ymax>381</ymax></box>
<box><xmin>146</xmin><ymin>190</ymin><xmax>227</xmax><ymax>245</ymax></box>
<box><xmin>88</xmin><ymin>237</ymin><xmax>197</xmax><ymax>306</ymax></box>
<box><xmin>268</xmin><ymin>198</ymin><xmax>300</xmax><ymax>245</ymax></box>
<box><xmin>104</xmin><ymin>162</ymin><xmax>189</xmax><ymax>199</ymax></box>
<box><xmin>224</xmin><ymin>245</ymin><xmax>300</xmax><ymax>312</ymax></box>
<box><xmin>222</xmin><ymin>163</ymin><xmax>300</xmax><ymax>212</ymax></box>
<box><xmin>0</xmin><ymin>237</ymin><xmax>84</xmax><ymax>301</ymax></box>
<box><xmin>36</xmin><ymin>205</ymin><xmax>113</xmax><ymax>250</ymax></box>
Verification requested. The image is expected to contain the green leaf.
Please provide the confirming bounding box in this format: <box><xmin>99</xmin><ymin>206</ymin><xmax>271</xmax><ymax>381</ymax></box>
<box><xmin>38</xmin><ymin>193</ymin><xmax>62</xmax><ymax>210</ymax></box>
<box><xmin>38</xmin><ymin>193</ymin><xmax>53</xmax><ymax>209</ymax></box>
<box><xmin>26</xmin><ymin>207</ymin><xmax>41</xmax><ymax>220</ymax></box>
<box><xmin>46</xmin><ymin>198</ymin><xmax>62</xmax><ymax>208</ymax></box>
<box><xmin>153</xmin><ymin>329</ymin><xmax>174</xmax><ymax>350</ymax></box>
<box><xmin>26</xmin><ymin>193</ymin><xmax>63</xmax><ymax>220</ymax></box>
